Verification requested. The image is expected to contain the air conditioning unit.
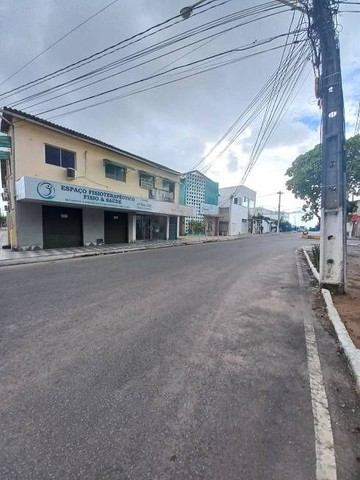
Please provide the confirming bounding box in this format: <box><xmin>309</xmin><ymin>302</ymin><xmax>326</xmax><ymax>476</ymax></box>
<box><xmin>4</xmin><ymin>205</ymin><xmax>9</xmax><ymax>212</ymax></box>
<box><xmin>66</xmin><ymin>167</ymin><xmax>76</xmax><ymax>180</ymax></box>
<box><xmin>1</xmin><ymin>191</ymin><xmax>9</xmax><ymax>202</ymax></box>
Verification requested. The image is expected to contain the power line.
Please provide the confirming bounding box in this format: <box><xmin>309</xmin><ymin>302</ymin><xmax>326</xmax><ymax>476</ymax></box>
<box><xmin>0</xmin><ymin>0</ymin><xmax>120</xmax><ymax>88</ymax></box>
<box><xmin>13</xmin><ymin>5</ymin><xmax>287</xmax><ymax>111</ymax></box>
<box><xmin>0</xmin><ymin>0</ymin><xmax>239</xmax><ymax>101</ymax></box>
<box><xmin>33</xmin><ymin>31</ymin><xmax>298</xmax><ymax>117</ymax></box>
<box><xmin>46</xmin><ymin>40</ymin><xmax>300</xmax><ymax>121</ymax></box>
<box><xmin>194</xmin><ymin>25</ymin><xmax>308</xmax><ymax>177</ymax></box>
<box><xmin>5</xmin><ymin>1</ymin><xmax>284</xmax><ymax>110</ymax></box>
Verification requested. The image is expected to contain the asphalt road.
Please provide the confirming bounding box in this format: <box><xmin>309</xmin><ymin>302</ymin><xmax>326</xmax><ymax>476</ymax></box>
<box><xmin>1</xmin><ymin>235</ymin><xmax>359</xmax><ymax>479</ymax></box>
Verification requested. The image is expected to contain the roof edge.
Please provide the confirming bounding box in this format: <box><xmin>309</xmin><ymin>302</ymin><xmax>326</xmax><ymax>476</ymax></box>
<box><xmin>1</xmin><ymin>107</ymin><xmax>181</xmax><ymax>176</ymax></box>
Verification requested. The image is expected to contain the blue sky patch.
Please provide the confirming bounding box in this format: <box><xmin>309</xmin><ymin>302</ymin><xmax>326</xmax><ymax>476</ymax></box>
<box><xmin>297</xmin><ymin>115</ymin><xmax>320</xmax><ymax>131</ymax></box>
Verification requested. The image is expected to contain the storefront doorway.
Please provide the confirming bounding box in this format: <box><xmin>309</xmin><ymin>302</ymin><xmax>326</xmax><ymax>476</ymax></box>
<box><xmin>169</xmin><ymin>216</ymin><xmax>177</xmax><ymax>240</ymax></box>
<box><xmin>42</xmin><ymin>205</ymin><xmax>83</xmax><ymax>248</ymax></box>
<box><xmin>104</xmin><ymin>211</ymin><xmax>128</xmax><ymax>244</ymax></box>
<box><xmin>136</xmin><ymin>215</ymin><xmax>167</xmax><ymax>240</ymax></box>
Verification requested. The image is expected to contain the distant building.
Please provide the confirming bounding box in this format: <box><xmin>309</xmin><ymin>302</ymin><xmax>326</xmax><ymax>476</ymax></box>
<box><xmin>218</xmin><ymin>185</ymin><xmax>256</xmax><ymax>235</ymax></box>
<box><xmin>180</xmin><ymin>171</ymin><xmax>219</xmax><ymax>236</ymax></box>
<box><xmin>251</xmin><ymin>207</ymin><xmax>290</xmax><ymax>233</ymax></box>
<box><xmin>349</xmin><ymin>199</ymin><xmax>360</xmax><ymax>238</ymax></box>
<box><xmin>0</xmin><ymin>107</ymin><xmax>193</xmax><ymax>250</ymax></box>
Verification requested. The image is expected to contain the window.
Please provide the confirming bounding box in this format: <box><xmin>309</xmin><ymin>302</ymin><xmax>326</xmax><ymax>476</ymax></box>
<box><xmin>105</xmin><ymin>163</ymin><xmax>126</xmax><ymax>182</ymax></box>
<box><xmin>139</xmin><ymin>172</ymin><xmax>154</xmax><ymax>189</ymax></box>
<box><xmin>45</xmin><ymin>145</ymin><xmax>75</xmax><ymax>169</ymax></box>
<box><xmin>162</xmin><ymin>179</ymin><xmax>175</xmax><ymax>193</ymax></box>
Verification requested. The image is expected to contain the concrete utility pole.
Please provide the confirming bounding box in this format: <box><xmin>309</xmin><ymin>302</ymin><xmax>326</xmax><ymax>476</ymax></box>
<box><xmin>277</xmin><ymin>191</ymin><xmax>283</xmax><ymax>233</ymax></box>
<box><xmin>312</xmin><ymin>0</ymin><xmax>347</xmax><ymax>292</ymax></box>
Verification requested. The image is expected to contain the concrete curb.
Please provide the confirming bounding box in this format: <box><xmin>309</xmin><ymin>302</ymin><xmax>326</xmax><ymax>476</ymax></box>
<box><xmin>302</xmin><ymin>247</ymin><xmax>360</xmax><ymax>393</ymax></box>
<box><xmin>0</xmin><ymin>243</ymin><xmax>180</xmax><ymax>267</ymax></box>
<box><xmin>0</xmin><ymin>235</ymin><xmax>250</xmax><ymax>268</ymax></box>
<box><xmin>302</xmin><ymin>247</ymin><xmax>320</xmax><ymax>283</ymax></box>
<box><xmin>321</xmin><ymin>289</ymin><xmax>360</xmax><ymax>393</ymax></box>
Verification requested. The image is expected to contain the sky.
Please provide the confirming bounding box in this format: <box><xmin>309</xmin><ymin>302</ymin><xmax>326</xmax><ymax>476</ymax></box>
<box><xmin>0</xmin><ymin>0</ymin><xmax>359</xmax><ymax>225</ymax></box>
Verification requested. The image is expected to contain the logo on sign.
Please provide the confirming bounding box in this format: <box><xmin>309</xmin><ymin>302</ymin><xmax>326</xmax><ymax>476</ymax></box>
<box><xmin>37</xmin><ymin>181</ymin><xmax>56</xmax><ymax>199</ymax></box>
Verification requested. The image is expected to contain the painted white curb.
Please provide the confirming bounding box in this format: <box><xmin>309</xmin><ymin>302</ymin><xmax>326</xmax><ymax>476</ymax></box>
<box><xmin>302</xmin><ymin>247</ymin><xmax>320</xmax><ymax>283</ymax></box>
<box><xmin>321</xmin><ymin>289</ymin><xmax>360</xmax><ymax>393</ymax></box>
<box><xmin>302</xmin><ymin>247</ymin><xmax>360</xmax><ymax>392</ymax></box>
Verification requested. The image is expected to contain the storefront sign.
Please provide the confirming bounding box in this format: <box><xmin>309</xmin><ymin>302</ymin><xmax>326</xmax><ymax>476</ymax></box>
<box><xmin>139</xmin><ymin>175</ymin><xmax>154</xmax><ymax>190</ymax></box>
<box><xmin>149</xmin><ymin>188</ymin><xmax>174</xmax><ymax>202</ymax></box>
<box><xmin>16</xmin><ymin>177</ymin><xmax>194</xmax><ymax>217</ymax></box>
<box><xmin>200</xmin><ymin>203</ymin><xmax>219</xmax><ymax>216</ymax></box>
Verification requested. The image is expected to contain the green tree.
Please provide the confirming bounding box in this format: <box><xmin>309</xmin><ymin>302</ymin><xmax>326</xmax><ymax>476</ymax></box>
<box><xmin>279</xmin><ymin>220</ymin><xmax>292</xmax><ymax>232</ymax></box>
<box><xmin>285</xmin><ymin>135</ymin><xmax>360</xmax><ymax>222</ymax></box>
<box><xmin>345</xmin><ymin>135</ymin><xmax>360</xmax><ymax>197</ymax></box>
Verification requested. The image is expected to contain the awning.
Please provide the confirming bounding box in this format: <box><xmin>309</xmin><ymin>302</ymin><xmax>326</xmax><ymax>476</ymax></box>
<box><xmin>0</xmin><ymin>136</ymin><xmax>11</xmax><ymax>148</ymax></box>
<box><xmin>0</xmin><ymin>151</ymin><xmax>10</xmax><ymax>160</ymax></box>
<box><xmin>103</xmin><ymin>159</ymin><xmax>135</xmax><ymax>171</ymax></box>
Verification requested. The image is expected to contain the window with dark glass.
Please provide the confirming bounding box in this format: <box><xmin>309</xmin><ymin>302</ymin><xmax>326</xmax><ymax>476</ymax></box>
<box><xmin>162</xmin><ymin>179</ymin><xmax>175</xmax><ymax>193</ymax></box>
<box><xmin>45</xmin><ymin>145</ymin><xmax>75</xmax><ymax>169</ymax></box>
<box><xmin>105</xmin><ymin>163</ymin><xmax>126</xmax><ymax>182</ymax></box>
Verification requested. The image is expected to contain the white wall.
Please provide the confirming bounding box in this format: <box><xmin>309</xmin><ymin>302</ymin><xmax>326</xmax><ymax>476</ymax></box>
<box><xmin>218</xmin><ymin>185</ymin><xmax>257</xmax><ymax>208</ymax></box>
<box><xmin>229</xmin><ymin>203</ymin><xmax>249</xmax><ymax>235</ymax></box>
<box><xmin>16</xmin><ymin>202</ymin><xmax>43</xmax><ymax>249</ymax></box>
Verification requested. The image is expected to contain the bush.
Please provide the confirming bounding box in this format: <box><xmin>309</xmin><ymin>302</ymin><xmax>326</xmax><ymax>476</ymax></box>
<box><xmin>187</xmin><ymin>220</ymin><xmax>205</xmax><ymax>234</ymax></box>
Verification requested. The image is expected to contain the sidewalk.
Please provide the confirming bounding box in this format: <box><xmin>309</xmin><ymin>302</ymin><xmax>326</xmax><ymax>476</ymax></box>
<box><xmin>0</xmin><ymin>229</ymin><xmax>252</xmax><ymax>267</ymax></box>
<box><xmin>333</xmin><ymin>241</ymin><xmax>360</xmax><ymax>349</ymax></box>
<box><xmin>303</xmin><ymin>240</ymin><xmax>360</xmax><ymax>390</ymax></box>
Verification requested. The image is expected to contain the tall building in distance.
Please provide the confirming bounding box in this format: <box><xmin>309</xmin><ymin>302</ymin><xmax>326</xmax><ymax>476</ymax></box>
<box><xmin>180</xmin><ymin>171</ymin><xmax>219</xmax><ymax>235</ymax></box>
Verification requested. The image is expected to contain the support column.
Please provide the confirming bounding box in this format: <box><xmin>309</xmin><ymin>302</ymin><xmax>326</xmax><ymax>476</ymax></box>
<box><xmin>166</xmin><ymin>216</ymin><xmax>170</xmax><ymax>240</ymax></box>
<box><xmin>128</xmin><ymin>214</ymin><xmax>137</xmax><ymax>243</ymax></box>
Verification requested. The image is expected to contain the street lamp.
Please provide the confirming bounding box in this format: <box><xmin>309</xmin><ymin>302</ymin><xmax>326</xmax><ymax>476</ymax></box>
<box><xmin>180</xmin><ymin>0</ymin><xmax>207</xmax><ymax>20</ymax></box>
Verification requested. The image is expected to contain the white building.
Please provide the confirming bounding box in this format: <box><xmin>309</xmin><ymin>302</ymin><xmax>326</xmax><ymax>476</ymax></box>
<box><xmin>218</xmin><ymin>185</ymin><xmax>256</xmax><ymax>235</ymax></box>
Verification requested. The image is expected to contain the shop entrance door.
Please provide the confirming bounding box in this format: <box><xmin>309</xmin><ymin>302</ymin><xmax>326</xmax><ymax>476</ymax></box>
<box><xmin>136</xmin><ymin>215</ymin><xmax>151</xmax><ymax>240</ymax></box>
<box><xmin>43</xmin><ymin>205</ymin><xmax>83</xmax><ymax>249</ymax></box>
<box><xmin>104</xmin><ymin>211</ymin><xmax>128</xmax><ymax>244</ymax></box>
<box><xmin>169</xmin><ymin>216</ymin><xmax>177</xmax><ymax>240</ymax></box>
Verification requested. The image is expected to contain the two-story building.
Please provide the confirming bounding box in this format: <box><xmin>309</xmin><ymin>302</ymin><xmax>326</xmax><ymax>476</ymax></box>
<box><xmin>0</xmin><ymin>107</ymin><xmax>193</xmax><ymax>250</ymax></box>
<box><xmin>218</xmin><ymin>185</ymin><xmax>256</xmax><ymax>235</ymax></box>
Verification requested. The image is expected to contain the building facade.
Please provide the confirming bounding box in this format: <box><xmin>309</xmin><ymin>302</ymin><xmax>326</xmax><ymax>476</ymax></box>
<box><xmin>180</xmin><ymin>171</ymin><xmax>219</xmax><ymax>235</ymax></box>
<box><xmin>218</xmin><ymin>185</ymin><xmax>256</xmax><ymax>235</ymax></box>
<box><xmin>0</xmin><ymin>108</ymin><xmax>193</xmax><ymax>250</ymax></box>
